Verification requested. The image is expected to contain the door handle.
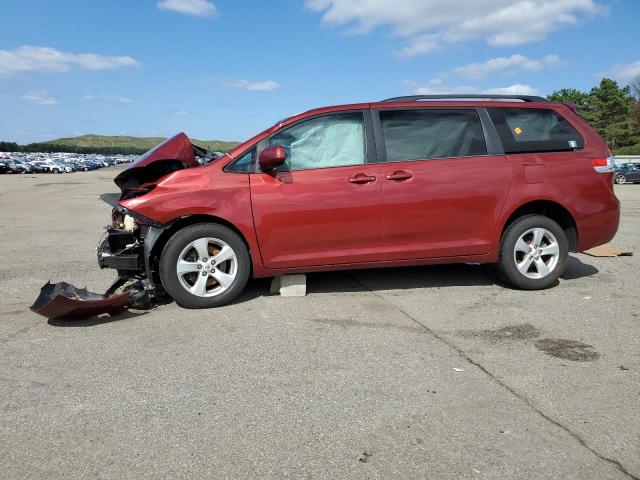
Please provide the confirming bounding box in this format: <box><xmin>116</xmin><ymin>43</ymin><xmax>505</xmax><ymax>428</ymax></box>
<box><xmin>349</xmin><ymin>174</ymin><xmax>376</xmax><ymax>184</ymax></box>
<box><xmin>385</xmin><ymin>170</ymin><xmax>413</xmax><ymax>181</ymax></box>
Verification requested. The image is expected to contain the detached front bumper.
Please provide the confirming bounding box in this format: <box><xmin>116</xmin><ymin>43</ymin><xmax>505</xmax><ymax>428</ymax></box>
<box><xmin>31</xmin><ymin>281</ymin><xmax>130</xmax><ymax>319</ymax></box>
<box><xmin>31</xmin><ymin>219</ymin><xmax>167</xmax><ymax>320</ymax></box>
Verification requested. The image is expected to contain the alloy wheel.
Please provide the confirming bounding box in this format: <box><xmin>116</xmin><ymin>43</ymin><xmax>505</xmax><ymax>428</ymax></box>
<box><xmin>176</xmin><ymin>237</ymin><xmax>238</xmax><ymax>297</ymax></box>
<box><xmin>513</xmin><ymin>228</ymin><xmax>560</xmax><ymax>279</ymax></box>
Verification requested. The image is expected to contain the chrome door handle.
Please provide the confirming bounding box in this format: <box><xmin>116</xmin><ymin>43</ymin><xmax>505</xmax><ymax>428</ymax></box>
<box><xmin>349</xmin><ymin>174</ymin><xmax>376</xmax><ymax>184</ymax></box>
<box><xmin>385</xmin><ymin>170</ymin><xmax>413</xmax><ymax>181</ymax></box>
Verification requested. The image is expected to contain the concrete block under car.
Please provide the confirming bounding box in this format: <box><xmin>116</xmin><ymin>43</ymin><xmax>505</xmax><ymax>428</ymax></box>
<box><xmin>270</xmin><ymin>274</ymin><xmax>307</xmax><ymax>297</ymax></box>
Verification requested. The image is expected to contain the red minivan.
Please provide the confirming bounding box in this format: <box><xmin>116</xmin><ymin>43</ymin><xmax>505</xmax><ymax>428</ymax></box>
<box><xmin>100</xmin><ymin>94</ymin><xmax>619</xmax><ymax>308</ymax></box>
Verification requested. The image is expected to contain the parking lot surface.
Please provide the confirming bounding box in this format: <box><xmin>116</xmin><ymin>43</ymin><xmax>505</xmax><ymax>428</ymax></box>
<box><xmin>1</xmin><ymin>170</ymin><xmax>638</xmax><ymax>480</ymax></box>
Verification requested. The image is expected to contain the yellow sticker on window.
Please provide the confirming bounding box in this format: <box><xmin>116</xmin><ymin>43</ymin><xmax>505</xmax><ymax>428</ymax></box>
<box><xmin>514</xmin><ymin>127</ymin><xmax>523</xmax><ymax>135</ymax></box>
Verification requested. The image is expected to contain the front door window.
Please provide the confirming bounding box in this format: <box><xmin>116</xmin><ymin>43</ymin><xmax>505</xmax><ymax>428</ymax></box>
<box><xmin>269</xmin><ymin>112</ymin><xmax>366</xmax><ymax>170</ymax></box>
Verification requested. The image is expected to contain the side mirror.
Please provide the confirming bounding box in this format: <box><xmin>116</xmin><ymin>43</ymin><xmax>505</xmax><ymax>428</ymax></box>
<box><xmin>259</xmin><ymin>146</ymin><xmax>286</xmax><ymax>172</ymax></box>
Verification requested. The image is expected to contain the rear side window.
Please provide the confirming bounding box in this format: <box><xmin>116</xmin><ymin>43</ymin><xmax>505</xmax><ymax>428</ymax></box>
<box><xmin>379</xmin><ymin>109</ymin><xmax>487</xmax><ymax>162</ymax></box>
<box><xmin>487</xmin><ymin>108</ymin><xmax>584</xmax><ymax>154</ymax></box>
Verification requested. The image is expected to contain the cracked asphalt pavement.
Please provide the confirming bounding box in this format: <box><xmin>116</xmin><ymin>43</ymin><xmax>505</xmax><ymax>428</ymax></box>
<box><xmin>0</xmin><ymin>169</ymin><xmax>638</xmax><ymax>479</ymax></box>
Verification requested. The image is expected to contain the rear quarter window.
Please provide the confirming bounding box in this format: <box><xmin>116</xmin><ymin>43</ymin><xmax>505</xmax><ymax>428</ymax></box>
<box><xmin>487</xmin><ymin>107</ymin><xmax>584</xmax><ymax>154</ymax></box>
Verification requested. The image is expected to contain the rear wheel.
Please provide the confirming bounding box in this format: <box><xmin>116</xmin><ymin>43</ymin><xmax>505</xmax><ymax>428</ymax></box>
<box><xmin>497</xmin><ymin>215</ymin><xmax>568</xmax><ymax>290</ymax></box>
<box><xmin>52</xmin><ymin>168</ymin><xmax>60</xmax><ymax>174</ymax></box>
<box><xmin>615</xmin><ymin>174</ymin><xmax>626</xmax><ymax>184</ymax></box>
<box><xmin>159</xmin><ymin>223</ymin><xmax>250</xmax><ymax>308</ymax></box>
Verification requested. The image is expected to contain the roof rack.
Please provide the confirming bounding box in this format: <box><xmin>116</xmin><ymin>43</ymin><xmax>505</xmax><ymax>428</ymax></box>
<box><xmin>381</xmin><ymin>94</ymin><xmax>548</xmax><ymax>103</ymax></box>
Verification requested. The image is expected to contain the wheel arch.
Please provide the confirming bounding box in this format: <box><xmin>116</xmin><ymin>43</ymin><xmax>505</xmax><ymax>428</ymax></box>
<box><xmin>147</xmin><ymin>214</ymin><xmax>255</xmax><ymax>286</ymax></box>
<box><xmin>500</xmin><ymin>200</ymin><xmax>578</xmax><ymax>252</ymax></box>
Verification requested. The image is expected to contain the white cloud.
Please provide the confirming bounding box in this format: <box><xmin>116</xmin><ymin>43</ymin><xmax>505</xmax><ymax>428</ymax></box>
<box><xmin>172</xmin><ymin>110</ymin><xmax>189</xmax><ymax>117</ymax></box>
<box><xmin>83</xmin><ymin>94</ymin><xmax>133</xmax><ymax>104</ymax></box>
<box><xmin>157</xmin><ymin>0</ymin><xmax>217</xmax><ymax>17</ymax></box>
<box><xmin>397</xmin><ymin>34</ymin><xmax>440</xmax><ymax>57</ymax></box>
<box><xmin>404</xmin><ymin>79</ymin><xmax>469</xmax><ymax>95</ymax></box>
<box><xmin>454</xmin><ymin>54</ymin><xmax>560</xmax><ymax>79</ymax></box>
<box><xmin>0</xmin><ymin>46</ymin><xmax>138</xmax><ymax>74</ymax></box>
<box><xmin>407</xmin><ymin>79</ymin><xmax>539</xmax><ymax>96</ymax></box>
<box><xmin>223</xmin><ymin>79</ymin><xmax>280</xmax><ymax>91</ymax></box>
<box><xmin>482</xmin><ymin>84</ymin><xmax>540</xmax><ymax>95</ymax></box>
<box><xmin>604</xmin><ymin>60</ymin><xmax>640</xmax><ymax>83</ymax></box>
<box><xmin>306</xmin><ymin>0</ymin><xmax>605</xmax><ymax>56</ymax></box>
<box><xmin>22</xmin><ymin>91</ymin><xmax>59</xmax><ymax>106</ymax></box>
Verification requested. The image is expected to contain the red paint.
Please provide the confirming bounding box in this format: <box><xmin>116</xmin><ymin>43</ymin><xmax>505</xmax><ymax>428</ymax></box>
<box><xmin>524</xmin><ymin>164</ymin><xmax>546</xmax><ymax>184</ymax></box>
<box><xmin>379</xmin><ymin>154</ymin><xmax>513</xmax><ymax>260</ymax></box>
<box><xmin>119</xmin><ymin>100</ymin><xmax>619</xmax><ymax>279</ymax></box>
<box><xmin>250</xmin><ymin>165</ymin><xmax>383</xmax><ymax>268</ymax></box>
<box><xmin>258</xmin><ymin>145</ymin><xmax>286</xmax><ymax>171</ymax></box>
<box><xmin>114</xmin><ymin>132</ymin><xmax>197</xmax><ymax>188</ymax></box>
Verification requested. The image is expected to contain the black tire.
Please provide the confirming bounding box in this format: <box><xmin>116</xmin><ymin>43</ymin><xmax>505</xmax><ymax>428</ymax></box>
<box><xmin>497</xmin><ymin>215</ymin><xmax>568</xmax><ymax>290</ymax></box>
<box><xmin>615</xmin><ymin>174</ymin><xmax>626</xmax><ymax>185</ymax></box>
<box><xmin>52</xmin><ymin>168</ymin><xmax>60</xmax><ymax>174</ymax></box>
<box><xmin>159</xmin><ymin>223</ymin><xmax>250</xmax><ymax>308</ymax></box>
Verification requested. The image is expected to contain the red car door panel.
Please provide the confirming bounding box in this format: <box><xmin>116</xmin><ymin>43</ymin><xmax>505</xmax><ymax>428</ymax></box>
<box><xmin>250</xmin><ymin>165</ymin><xmax>382</xmax><ymax>268</ymax></box>
<box><xmin>379</xmin><ymin>155</ymin><xmax>514</xmax><ymax>259</ymax></box>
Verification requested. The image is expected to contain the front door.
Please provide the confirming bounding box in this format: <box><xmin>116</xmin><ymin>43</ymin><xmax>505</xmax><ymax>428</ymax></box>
<box><xmin>375</xmin><ymin>107</ymin><xmax>513</xmax><ymax>259</ymax></box>
<box><xmin>250</xmin><ymin>110</ymin><xmax>382</xmax><ymax>269</ymax></box>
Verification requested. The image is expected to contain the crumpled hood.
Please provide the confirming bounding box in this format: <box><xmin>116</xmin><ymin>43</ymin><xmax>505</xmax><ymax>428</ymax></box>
<box><xmin>114</xmin><ymin>132</ymin><xmax>200</xmax><ymax>191</ymax></box>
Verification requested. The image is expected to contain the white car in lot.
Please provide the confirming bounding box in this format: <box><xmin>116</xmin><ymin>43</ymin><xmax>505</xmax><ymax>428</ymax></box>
<box><xmin>33</xmin><ymin>160</ymin><xmax>70</xmax><ymax>173</ymax></box>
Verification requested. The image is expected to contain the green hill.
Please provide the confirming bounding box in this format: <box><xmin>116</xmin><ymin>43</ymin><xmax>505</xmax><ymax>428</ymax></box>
<box><xmin>37</xmin><ymin>135</ymin><xmax>238</xmax><ymax>153</ymax></box>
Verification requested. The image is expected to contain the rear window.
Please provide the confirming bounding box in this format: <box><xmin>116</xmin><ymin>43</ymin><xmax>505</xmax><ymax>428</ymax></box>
<box><xmin>379</xmin><ymin>109</ymin><xmax>487</xmax><ymax>162</ymax></box>
<box><xmin>487</xmin><ymin>107</ymin><xmax>584</xmax><ymax>154</ymax></box>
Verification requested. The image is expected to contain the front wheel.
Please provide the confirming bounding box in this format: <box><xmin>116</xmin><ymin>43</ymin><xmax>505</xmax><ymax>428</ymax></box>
<box><xmin>159</xmin><ymin>223</ymin><xmax>250</xmax><ymax>308</ymax></box>
<box><xmin>497</xmin><ymin>215</ymin><xmax>568</xmax><ymax>290</ymax></box>
<box><xmin>615</xmin><ymin>174</ymin><xmax>626</xmax><ymax>185</ymax></box>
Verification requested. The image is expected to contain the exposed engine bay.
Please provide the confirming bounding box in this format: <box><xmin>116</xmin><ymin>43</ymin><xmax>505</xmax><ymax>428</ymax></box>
<box><xmin>31</xmin><ymin>133</ymin><xmax>219</xmax><ymax>320</ymax></box>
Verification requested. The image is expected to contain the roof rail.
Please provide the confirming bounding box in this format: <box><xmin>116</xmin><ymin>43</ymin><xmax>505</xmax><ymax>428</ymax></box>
<box><xmin>381</xmin><ymin>94</ymin><xmax>548</xmax><ymax>103</ymax></box>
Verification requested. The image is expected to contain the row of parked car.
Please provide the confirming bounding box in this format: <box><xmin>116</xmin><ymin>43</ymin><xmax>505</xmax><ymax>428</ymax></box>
<box><xmin>0</xmin><ymin>153</ymin><xmax>136</xmax><ymax>174</ymax></box>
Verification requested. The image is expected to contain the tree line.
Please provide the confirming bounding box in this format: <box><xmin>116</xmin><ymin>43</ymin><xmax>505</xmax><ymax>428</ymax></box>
<box><xmin>549</xmin><ymin>77</ymin><xmax>640</xmax><ymax>154</ymax></box>
<box><xmin>2</xmin><ymin>77</ymin><xmax>640</xmax><ymax>155</ymax></box>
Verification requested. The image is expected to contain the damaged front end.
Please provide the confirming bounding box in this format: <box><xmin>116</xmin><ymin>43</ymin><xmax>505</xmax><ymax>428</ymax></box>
<box><xmin>31</xmin><ymin>132</ymin><xmax>214</xmax><ymax>320</ymax></box>
<box><xmin>95</xmin><ymin>205</ymin><xmax>164</xmax><ymax>311</ymax></box>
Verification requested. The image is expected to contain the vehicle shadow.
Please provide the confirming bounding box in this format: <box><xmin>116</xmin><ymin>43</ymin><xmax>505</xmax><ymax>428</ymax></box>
<box><xmin>46</xmin><ymin>256</ymin><xmax>599</xmax><ymax>323</ymax></box>
<box><xmin>310</xmin><ymin>263</ymin><xmax>499</xmax><ymax>294</ymax></box>
<box><xmin>47</xmin><ymin>309</ymin><xmax>150</xmax><ymax>327</ymax></box>
<box><xmin>560</xmin><ymin>255</ymin><xmax>600</xmax><ymax>280</ymax></box>
<box><xmin>308</xmin><ymin>255</ymin><xmax>599</xmax><ymax>294</ymax></box>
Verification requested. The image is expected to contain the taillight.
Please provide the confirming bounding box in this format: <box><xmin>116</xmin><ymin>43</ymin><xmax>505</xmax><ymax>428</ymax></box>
<box><xmin>591</xmin><ymin>156</ymin><xmax>615</xmax><ymax>173</ymax></box>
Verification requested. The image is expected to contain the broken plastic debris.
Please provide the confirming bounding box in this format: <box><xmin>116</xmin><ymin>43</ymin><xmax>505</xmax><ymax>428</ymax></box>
<box><xmin>30</xmin><ymin>281</ymin><xmax>129</xmax><ymax>320</ymax></box>
<box><xmin>452</xmin><ymin>367</ymin><xmax>465</xmax><ymax>372</ymax></box>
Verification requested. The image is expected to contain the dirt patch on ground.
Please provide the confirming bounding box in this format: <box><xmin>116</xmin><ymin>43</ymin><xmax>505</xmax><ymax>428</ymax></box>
<box><xmin>534</xmin><ymin>338</ymin><xmax>600</xmax><ymax>362</ymax></box>
<box><xmin>461</xmin><ymin>323</ymin><xmax>542</xmax><ymax>342</ymax></box>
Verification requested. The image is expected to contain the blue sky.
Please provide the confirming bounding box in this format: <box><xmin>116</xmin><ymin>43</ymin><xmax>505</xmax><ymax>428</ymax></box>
<box><xmin>1</xmin><ymin>0</ymin><xmax>639</xmax><ymax>144</ymax></box>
